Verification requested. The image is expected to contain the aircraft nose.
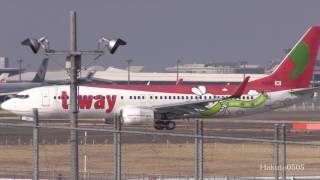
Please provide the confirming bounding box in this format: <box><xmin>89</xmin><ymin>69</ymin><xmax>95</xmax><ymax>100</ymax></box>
<box><xmin>1</xmin><ymin>99</ymin><xmax>14</xmax><ymax>111</ymax></box>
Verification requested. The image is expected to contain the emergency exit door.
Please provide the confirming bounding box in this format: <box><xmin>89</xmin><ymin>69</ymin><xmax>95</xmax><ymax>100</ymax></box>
<box><xmin>42</xmin><ymin>89</ymin><xmax>50</xmax><ymax>106</ymax></box>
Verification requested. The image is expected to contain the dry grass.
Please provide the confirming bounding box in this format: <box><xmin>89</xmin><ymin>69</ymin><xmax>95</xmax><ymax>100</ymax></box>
<box><xmin>0</xmin><ymin>143</ymin><xmax>319</xmax><ymax>177</ymax></box>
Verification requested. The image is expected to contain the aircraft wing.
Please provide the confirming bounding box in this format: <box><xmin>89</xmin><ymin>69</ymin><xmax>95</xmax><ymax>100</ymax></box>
<box><xmin>152</xmin><ymin>76</ymin><xmax>250</xmax><ymax>118</ymax></box>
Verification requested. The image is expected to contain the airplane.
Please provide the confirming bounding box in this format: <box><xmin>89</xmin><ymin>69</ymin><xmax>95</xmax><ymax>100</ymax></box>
<box><xmin>1</xmin><ymin>26</ymin><xmax>320</xmax><ymax>130</ymax></box>
<box><xmin>0</xmin><ymin>58</ymin><xmax>48</xmax><ymax>101</ymax></box>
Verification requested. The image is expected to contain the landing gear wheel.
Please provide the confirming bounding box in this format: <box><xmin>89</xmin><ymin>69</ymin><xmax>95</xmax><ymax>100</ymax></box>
<box><xmin>154</xmin><ymin>121</ymin><xmax>165</xmax><ymax>130</ymax></box>
<box><xmin>166</xmin><ymin>121</ymin><xmax>176</xmax><ymax>130</ymax></box>
<box><xmin>154</xmin><ymin>121</ymin><xmax>176</xmax><ymax>130</ymax></box>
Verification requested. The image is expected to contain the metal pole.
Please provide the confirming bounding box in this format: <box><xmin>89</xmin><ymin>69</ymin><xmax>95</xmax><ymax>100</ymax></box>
<box><xmin>241</xmin><ymin>61</ymin><xmax>247</xmax><ymax>80</ymax></box>
<box><xmin>17</xmin><ymin>59</ymin><xmax>23</xmax><ymax>81</ymax></box>
<box><xmin>195</xmin><ymin>120</ymin><xmax>203</xmax><ymax>180</ymax></box>
<box><xmin>199</xmin><ymin>120</ymin><xmax>203</xmax><ymax>180</ymax></box>
<box><xmin>84</xmin><ymin>131</ymin><xmax>87</xmax><ymax>178</ymax></box>
<box><xmin>70</xmin><ymin>11</ymin><xmax>79</xmax><ymax>180</ymax></box>
<box><xmin>274</xmin><ymin>124</ymin><xmax>279</xmax><ymax>180</ymax></box>
<box><xmin>195</xmin><ymin>120</ymin><xmax>199</xmax><ymax>180</ymax></box>
<box><xmin>282</xmin><ymin>124</ymin><xmax>287</xmax><ymax>180</ymax></box>
<box><xmin>114</xmin><ymin>114</ymin><xmax>121</xmax><ymax>180</ymax></box>
<box><xmin>33</xmin><ymin>108</ymin><xmax>39</xmax><ymax>180</ymax></box>
<box><xmin>176</xmin><ymin>59</ymin><xmax>180</xmax><ymax>82</ymax></box>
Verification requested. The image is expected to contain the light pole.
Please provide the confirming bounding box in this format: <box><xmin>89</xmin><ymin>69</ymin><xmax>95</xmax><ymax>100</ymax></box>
<box><xmin>21</xmin><ymin>11</ymin><xmax>126</xmax><ymax>180</ymax></box>
<box><xmin>69</xmin><ymin>12</ymin><xmax>79</xmax><ymax>180</ymax></box>
<box><xmin>125</xmin><ymin>59</ymin><xmax>132</xmax><ymax>85</ymax></box>
<box><xmin>17</xmin><ymin>59</ymin><xmax>23</xmax><ymax>81</ymax></box>
<box><xmin>84</xmin><ymin>131</ymin><xmax>87</xmax><ymax>178</ymax></box>
<box><xmin>240</xmin><ymin>61</ymin><xmax>247</xmax><ymax>80</ymax></box>
<box><xmin>176</xmin><ymin>59</ymin><xmax>181</xmax><ymax>82</ymax></box>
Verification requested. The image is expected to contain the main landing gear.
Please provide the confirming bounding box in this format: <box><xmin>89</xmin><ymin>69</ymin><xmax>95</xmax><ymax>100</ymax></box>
<box><xmin>154</xmin><ymin>120</ymin><xmax>176</xmax><ymax>130</ymax></box>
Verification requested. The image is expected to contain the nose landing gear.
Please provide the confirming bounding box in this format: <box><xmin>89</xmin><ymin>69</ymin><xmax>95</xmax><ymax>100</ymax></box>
<box><xmin>154</xmin><ymin>120</ymin><xmax>176</xmax><ymax>130</ymax></box>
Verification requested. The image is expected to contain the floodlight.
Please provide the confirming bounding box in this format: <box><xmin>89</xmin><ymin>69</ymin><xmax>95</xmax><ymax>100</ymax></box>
<box><xmin>98</xmin><ymin>37</ymin><xmax>126</xmax><ymax>54</ymax></box>
<box><xmin>21</xmin><ymin>37</ymin><xmax>50</xmax><ymax>54</ymax></box>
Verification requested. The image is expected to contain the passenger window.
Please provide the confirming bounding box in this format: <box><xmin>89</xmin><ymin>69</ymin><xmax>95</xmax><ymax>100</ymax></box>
<box><xmin>150</xmin><ymin>96</ymin><xmax>153</xmax><ymax>99</ymax></box>
<box><xmin>121</xmin><ymin>96</ymin><xmax>123</xmax><ymax>100</ymax></box>
<box><xmin>169</xmin><ymin>96</ymin><xmax>171</xmax><ymax>99</ymax></box>
<box><xmin>129</xmin><ymin>96</ymin><xmax>132</xmax><ymax>99</ymax></box>
<box><xmin>186</xmin><ymin>96</ymin><xmax>189</xmax><ymax>100</ymax></box>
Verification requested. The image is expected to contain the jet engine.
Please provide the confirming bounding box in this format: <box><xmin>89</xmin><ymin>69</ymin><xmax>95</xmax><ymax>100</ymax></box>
<box><xmin>121</xmin><ymin>107</ymin><xmax>155</xmax><ymax>124</ymax></box>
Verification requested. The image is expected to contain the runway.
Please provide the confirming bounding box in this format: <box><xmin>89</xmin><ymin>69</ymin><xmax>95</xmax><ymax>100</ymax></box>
<box><xmin>0</xmin><ymin>111</ymin><xmax>319</xmax><ymax>145</ymax></box>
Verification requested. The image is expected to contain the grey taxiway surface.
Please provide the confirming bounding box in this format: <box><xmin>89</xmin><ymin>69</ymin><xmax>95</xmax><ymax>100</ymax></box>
<box><xmin>0</xmin><ymin>111</ymin><xmax>319</xmax><ymax>145</ymax></box>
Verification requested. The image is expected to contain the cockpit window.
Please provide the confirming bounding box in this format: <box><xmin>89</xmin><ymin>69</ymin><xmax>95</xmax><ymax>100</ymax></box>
<box><xmin>14</xmin><ymin>94</ymin><xmax>29</xmax><ymax>99</ymax></box>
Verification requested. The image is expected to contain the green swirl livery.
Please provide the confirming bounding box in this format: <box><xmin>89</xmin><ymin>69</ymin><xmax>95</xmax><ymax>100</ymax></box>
<box><xmin>200</xmin><ymin>94</ymin><xmax>268</xmax><ymax>117</ymax></box>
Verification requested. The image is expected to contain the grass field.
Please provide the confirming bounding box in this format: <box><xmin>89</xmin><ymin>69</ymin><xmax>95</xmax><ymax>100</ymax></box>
<box><xmin>0</xmin><ymin>143</ymin><xmax>319</xmax><ymax>178</ymax></box>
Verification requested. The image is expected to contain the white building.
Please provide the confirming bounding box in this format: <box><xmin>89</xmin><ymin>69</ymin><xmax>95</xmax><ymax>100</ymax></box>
<box><xmin>165</xmin><ymin>62</ymin><xmax>265</xmax><ymax>74</ymax></box>
<box><xmin>0</xmin><ymin>57</ymin><xmax>9</xmax><ymax>68</ymax></box>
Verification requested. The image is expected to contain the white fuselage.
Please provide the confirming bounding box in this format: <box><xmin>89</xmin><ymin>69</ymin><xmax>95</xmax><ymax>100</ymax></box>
<box><xmin>0</xmin><ymin>85</ymin><xmax>312</xmax><ymax>120</ymax></box>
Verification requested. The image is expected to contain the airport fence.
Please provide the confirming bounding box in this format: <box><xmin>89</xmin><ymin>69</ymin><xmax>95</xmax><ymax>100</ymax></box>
<box><xmin>0</xmin><ymin>113</ymin><xmax>320</xmax><ymax>179</ymax></box>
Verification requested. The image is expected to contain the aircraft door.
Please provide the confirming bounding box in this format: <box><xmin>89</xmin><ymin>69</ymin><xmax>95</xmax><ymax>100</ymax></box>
<box><xmin>42</xmin><ymin>89</ymin><xmax>50</xmax><ymax>106</ymax></box>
